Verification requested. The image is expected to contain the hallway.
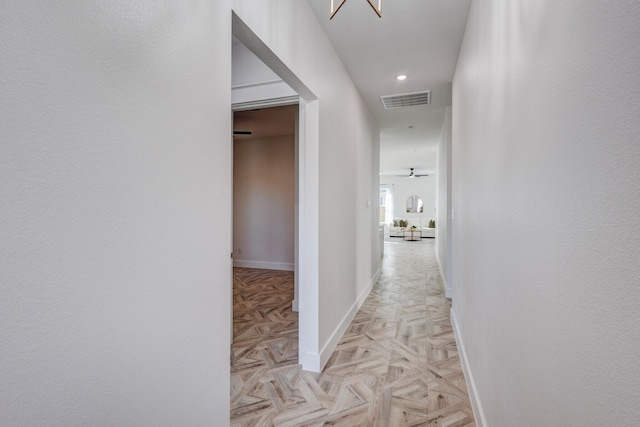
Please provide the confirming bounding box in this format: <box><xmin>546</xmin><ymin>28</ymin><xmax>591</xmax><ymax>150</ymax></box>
<box><xmin>230</xmin><ymin>239</ymin><xmax>474</xmax><ymax>426</ymax></box>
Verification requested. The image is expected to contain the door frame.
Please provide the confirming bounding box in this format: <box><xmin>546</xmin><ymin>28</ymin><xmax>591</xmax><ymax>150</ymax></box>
<box><xmin>232</xmin><ymin>13</ymin><xmax>321</xmax><ymax>372</ymax></box>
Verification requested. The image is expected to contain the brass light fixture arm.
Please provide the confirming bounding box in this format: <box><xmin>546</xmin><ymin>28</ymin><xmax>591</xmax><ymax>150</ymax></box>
<box><xmin>330</xmin><ymin>0</ymin><xmax>382</xmax><ymax>20</ymax></box>
<box><xmin>366</xmin><ymin>0</ymin><xmax>382</xmax><ymax>18</ymax></box>
<box><xmin>330</xmin><ymin>0</ymin><xmax>347</xmax><ymax>19</ymax></box>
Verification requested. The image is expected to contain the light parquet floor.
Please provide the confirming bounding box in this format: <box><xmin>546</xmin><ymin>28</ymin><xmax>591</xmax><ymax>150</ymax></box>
<box><xmin>231</xmin><ymin>239</ymin><xmax>475</xmax><ymax>427</ymax></box>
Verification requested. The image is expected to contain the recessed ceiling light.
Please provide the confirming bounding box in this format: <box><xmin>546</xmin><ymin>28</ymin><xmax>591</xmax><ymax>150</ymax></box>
<box><xmin>396</xmin><ymin>74</ymin><xmax>407</xmax><ymax>81</ymax></box>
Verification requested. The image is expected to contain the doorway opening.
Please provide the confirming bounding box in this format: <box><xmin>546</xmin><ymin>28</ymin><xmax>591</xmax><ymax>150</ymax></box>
<box><xmin>232</xmin><ymin>105</ymin><xmax>298</xmax><ymax>273</ymax></box>
<box><xmin>231</xmin><ymin>103</ymin><xmax>299</xmax><ymax>375</ymax></box>
<box><xmin>231</xmin><ymin>12</ymin><xmax>321</xmax><ymax>372</ymax></box>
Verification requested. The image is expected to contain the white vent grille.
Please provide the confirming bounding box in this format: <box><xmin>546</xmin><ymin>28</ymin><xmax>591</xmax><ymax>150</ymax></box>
<box><xmin>381</xmin><ymin>90</ymin><xmax>431</xmax><ymax>109</ymax></box>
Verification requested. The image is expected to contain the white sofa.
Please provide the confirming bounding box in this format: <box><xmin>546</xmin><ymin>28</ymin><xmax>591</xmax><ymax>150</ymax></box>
<box><xmin>388</xmin><ymin>218</ymin><xmax>435</xmax><ymax>238</ymax></box>
<box><xmin>388</xmin><ymin>219</ymin><xmax>408</xmax><ymax>237</ymax></box>
<box><xmin>420</xmin><ymin>226</ymin><xmax>435</xmax><ymax>238</ymax></box>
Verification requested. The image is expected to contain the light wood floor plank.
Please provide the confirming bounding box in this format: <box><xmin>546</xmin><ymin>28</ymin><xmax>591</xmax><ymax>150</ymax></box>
<box><xmin>230</xmin><ymin>240</ymin><xmax>474</xmax><ymax>426</ymax></box>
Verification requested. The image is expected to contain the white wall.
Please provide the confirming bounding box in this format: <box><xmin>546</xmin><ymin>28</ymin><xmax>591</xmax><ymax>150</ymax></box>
<box><xmin>380</xmin><ymin>175</ymin><xmax>437</xmax><ymax>223</ymax></box>
<box><xmin>355</xmin><ymin>100</ymin><xmax>382</xmax><ymax>310</ymax></box>
<box><xmin>232</xmin><ymin>41</ymin><xmax>296</xmax><ymax>105</ymax></box>
<box><xmin>452</xmin><ymin>1</ymin><xmax>640</xmax><ymax>425</ymax></box>
<box><xmin>436</xmin><ymin>107</ymin><xmax>452</xmax><ymax>297</ymax></box>
<box><xmin>1</xmin><ymin>2</ymin><xmax>232</xmax><ymax>425</ymax></box>
<box><xmin>232</xmin><ymin>0</ymin><xmax>381</xmax><ymax>370</ymax></box>
<box><xmin>233</xmin><ymin>135</ymin><xmax>295</xmax><ymax>270</ymax></box>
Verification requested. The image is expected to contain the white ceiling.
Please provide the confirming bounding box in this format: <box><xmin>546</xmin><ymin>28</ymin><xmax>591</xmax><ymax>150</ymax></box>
<box><xmin>305</xmin><ymin>0</ymin><xmax>471</xmax><ymax>176</ymax></box>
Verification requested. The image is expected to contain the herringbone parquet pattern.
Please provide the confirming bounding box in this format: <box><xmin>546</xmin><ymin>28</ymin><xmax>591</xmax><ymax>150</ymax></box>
<box><xmin>231</xmin><ymin>240</ymin><xmax>475</xmax><ymax>426</ymax></box>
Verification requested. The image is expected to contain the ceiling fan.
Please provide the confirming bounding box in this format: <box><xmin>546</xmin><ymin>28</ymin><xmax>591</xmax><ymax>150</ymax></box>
<box><xmin>233</xmin><ymin>130</ymin><xmax>252</xmax><ymax>138</ymax></box>
<box><xmin>398</xmin><ymin>168</ymin><xmax>428</xmax><ymax>178</ymax></box>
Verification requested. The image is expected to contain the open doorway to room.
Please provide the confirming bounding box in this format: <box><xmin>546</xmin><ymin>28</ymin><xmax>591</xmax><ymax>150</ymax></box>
<box><xmin>231</xmin><ymin>11</ymin><xmax>321</xmax><ymax>378</ymax></box>
<box><xmin>230</xmin><ymin>21</ymin><xmax>323</xmax><ymax>412</ymax></box>
<box><xmin>231</xmin><ymin>103</ymin><xmax>299</xmax><ymax>382</ymax></box>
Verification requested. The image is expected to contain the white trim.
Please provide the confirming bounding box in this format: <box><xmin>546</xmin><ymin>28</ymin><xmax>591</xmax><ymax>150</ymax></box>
<box><xmin>233</xmin><ymin>12</ymin><xmax>319</xmax><ymax>373</ymax></box>
<box><xmin>317</xmin><ymin>267</ymin><xmax>381</xmax><ymax>370</ymax></box>
<box><xmin>360</xmin><ymin>267</ymin><xmax>381</xmax><ymax>310</ymax></box>
<box><xmin>451</xmin><ymin>308</ymin><xmax>488</xmax><ymax>427</ymax></box>
<box><xmin>231</xmin><ymin>79</ymin><xmax>283</xmax><ymax>90</ymax></box>
<box><xmin>299</xmin><ymin>350</ymin><xmax>321</xmax><ymax>373</ymax></box>
<box><xmin>435</xmin><ymin>251</ymin><xmax>452</xmax><ymax>299</ymax></box>
<box><xmin>297</xmin><ymin>98</ymin><xmax>320</xmax><ymax>372</ymax></box>
<box><xmin>231</xmin><ymin>95</ymin><xmax>299</xmax><ymax>112</ymax></box>
<box><xmin>293</xmin><ymin>108</ymin><xmax>300</xmax><ymax>315</ymax></box>
<box><xmin>233</xmin><ymin>259</ymin><xmax>294</xmax><ymax>271</ymax></box>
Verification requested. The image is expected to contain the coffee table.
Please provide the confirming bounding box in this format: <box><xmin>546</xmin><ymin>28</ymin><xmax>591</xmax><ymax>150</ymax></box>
<box><xmin>403</xmin><ymin>228</ymin><xmax>421</xmax><ymax>241</ymax></box>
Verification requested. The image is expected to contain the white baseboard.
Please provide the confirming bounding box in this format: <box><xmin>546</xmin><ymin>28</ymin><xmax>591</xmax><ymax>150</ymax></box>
<box><xmin>299</xmin><ymin>350</ymin><xmax>321</xmax><ymax>373</ymax></box>
<box><xmin>233</xmin><ymin>259</ymin><xmax>294</xmax><ymax>271</ymax></box>
<box><xmin>316</xmin><ymin>267</ymin><xmax>381</xmax><ymax>371</ymax></box>
<box><xmin>435</xmin><ymin>252</ymin><xmax>452</xmax><ymax>299</ymax></box>
<box><xmin>451</xmin><ymin>308</ymin><xmax>487</xmax><ymax>427</ymax></box>
<box><xmin>359</xmin><ymin>267</ymin><xmax>381</xmax><ymax>309</ymax></box>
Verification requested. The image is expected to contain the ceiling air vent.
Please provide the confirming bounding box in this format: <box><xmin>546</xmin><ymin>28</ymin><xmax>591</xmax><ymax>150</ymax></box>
<box><xmin>381</xmin><ymin>90</ymin><xmax>431</xmax><ymax>109</ymax></box>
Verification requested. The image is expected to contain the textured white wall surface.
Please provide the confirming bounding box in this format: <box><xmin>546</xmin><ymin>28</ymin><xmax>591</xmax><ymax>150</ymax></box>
<box><xmin>233</xmin><ymin>136</ymin><xmax>295</xmax><ymax>270</ymax></box>
<box><xmin>232</xmin><ymin>40</ymin><xmax>281</xmax><ymax>86</ymax></box>
<box><xmin>1</xmin><ymin>2</ymin><xmax>232</xmax><ymax>425</ymax></box>
<box><xmin>233</xmin><ymin>0</ymin><xmax>381</xmax><ymax>368</ymax></box>
<box><xmin>436</xmin><ymin>107</ymin><xmax>452</xmax><ymax>296</ymax></box>
<box><xmin>355</xmin><ymin>99</ymin><xmax>381</xmax><ymax>306</ymax></box>
<box><xmin>452</xmin><ymin>1</ymin><xmax>640</xmax><ymax>425</ymax></box>
<box><xmin>231</xmin><ymin>41</ymin><xmax>296</xmax><ymax>105</ymax></box>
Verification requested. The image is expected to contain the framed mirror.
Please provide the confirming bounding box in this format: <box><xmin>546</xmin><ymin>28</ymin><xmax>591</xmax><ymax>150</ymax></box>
<box><xmin>406</xmin><ymin>195</ymin><xmax>424</xmax><ymax>213</ymax></box>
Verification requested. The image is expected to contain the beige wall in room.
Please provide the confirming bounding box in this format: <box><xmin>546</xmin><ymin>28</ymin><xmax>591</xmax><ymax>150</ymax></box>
<box><xmin>233</xmin><ymin>135</ymin><xmax>295</xmax><ymax>270</ymax></box>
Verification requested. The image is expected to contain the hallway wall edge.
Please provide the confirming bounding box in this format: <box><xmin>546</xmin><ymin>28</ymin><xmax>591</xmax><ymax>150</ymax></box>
<box><xmin>451</xmin><ymin>308</ymin><xmax>487</xmax><ymax>427</ymax></box>
<box><xmin>435</xmin><ymin>249</ymin><xmax>452</xmax><ymax>298</ymax></box>
<box><xmin>317</xmin><ymin>266</ymin><xmax>382</xmax><ymax>371</ymax></box>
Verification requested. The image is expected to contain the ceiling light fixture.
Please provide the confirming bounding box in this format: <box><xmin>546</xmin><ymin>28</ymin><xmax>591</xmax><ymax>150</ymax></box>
<box><xmin>396</xmin><ymin>75</ymin><xmax>407</xmax><ymax>81</ymax></box>
<box><xmin>330</xmin><ymin>0</ymin><xmax>382</xmax><ymax>20</ymax></box>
